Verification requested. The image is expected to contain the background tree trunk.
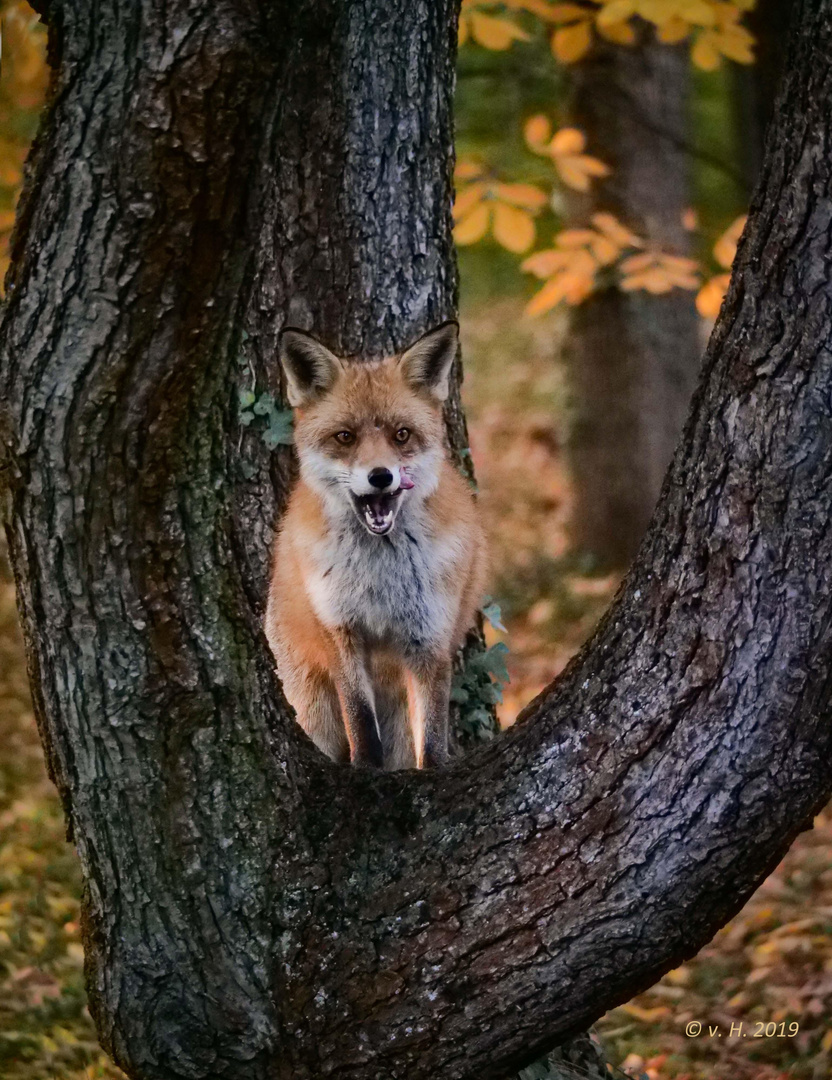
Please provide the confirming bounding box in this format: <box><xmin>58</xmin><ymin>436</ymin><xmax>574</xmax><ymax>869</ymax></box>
<box><xmin>2</xmin><ymin>0</ymin><xmax>832</xmax><ymax>1078</ymax></box>
<box><xmin>565</xmin><ymin>35</ymin><xmax>701</xmax><ymax>568</ymax></box>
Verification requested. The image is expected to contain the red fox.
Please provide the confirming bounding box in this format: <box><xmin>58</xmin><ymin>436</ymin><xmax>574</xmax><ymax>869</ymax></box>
<box><xmin>265</xmin><ymin>322</ymin><xmax>487</xmax><ymax>769</ymax></box>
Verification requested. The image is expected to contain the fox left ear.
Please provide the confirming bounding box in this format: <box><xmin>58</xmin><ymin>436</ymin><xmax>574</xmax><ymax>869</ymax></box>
<box><xmin>398</xmin><ymin>321</ymin><xmax>459</xmax><ymax>403</ymax></box>
<box><xmin>278</xmin><ymin>328</ymin><xmax>343</xmax><ymax>408</ymax></box>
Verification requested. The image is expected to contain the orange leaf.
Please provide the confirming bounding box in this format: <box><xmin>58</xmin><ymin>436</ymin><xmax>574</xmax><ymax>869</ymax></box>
<box><xmin>455</xmin><ymin>159</ymin><xmax>484</xmax><ymax>181</ymax></box>
<box><xmin>696</xmin><ymin>273</ymin><xmax>730</xmax><ymax>318</ymax></box>
<box><xmin>556</xmin><ymin>228</ymin><xmax>597</xmax><ymax>248</ymax></box>
<box><xmin>547</xmin><ymin>3</ymin><xmax>591</xmax><ymax>22</ymax></box>
<box><xmin>657</xmin><ymin>15</ymin><xmax>689</xmax><ymax>43</ymax></box>
<box><xmin>526</xmin><ymin>274</ymin><xmax>574</xmax><ymax>315</ymax></box>
<box><xmin>592</xmin><ymin>211</ymin><xmax>643</xmax><ymax>248</ymax></box>
<box><xmin>454</xmin><ymin>202</ymin><xmax>490</xmax><ymax>245</ymax></box>
<box><xmin>0</xmin><ymin>210</ymin><xmax>17</xmax><ymax>233</ymax></box>
<box><xmin>556</xmin><ymin>154</ymin><xmax>610</xmax><ymax>191</ymax></box>
<box><xmin>550</xmin><ymin>127</ymin><xmax>586</xmax><ymax>155</ymax></box>
<box><xmin>596</xmin><ymin>0</ymin><xmax>637</xmax><ymax>28</ymax></box>
<box><xmin>495</xmin><ymin>182</ymin><xmax>548</xmax><ymax>210</ymax></box>
<box><xmin>692</xmin><ymin>30</ymin><xmax>721</xmax><ymax>70</ymax></box>
<box><xmin>452</xmin><ymin>182</ymin><xmax>487</xmax><ymax>221</ymax></box>
<box><xmin>596</xmin><ymin>19</ymin><xmax>636</xmax><ymax>44</ymax></box>
<box><xmin>493</xmin><ymin>202</ymin><xmax>537</xmax><ymax>253</ymax></box>
<box><xmin>552</xmin><ymin>20</ymin><xmax>593</xmax><ymax>63</ymax></box>
<box><xmin>525</xmin><ymin>114</ymin><xmax>553</xmax><ymax>149</ymax></box>
<box><xmin>470</xmin><ymin>11</ymin><xmax>530</xmax><ymax>49</ymax></box>
<box><xmin>521</xmin><ymin>248</ymin><xmax>573</xmax><ymax>278</ymax></box>
<box><xmin>713</xmin><ymin>214</ymin><xmax>747</xmax><ymax>268</ymax></box>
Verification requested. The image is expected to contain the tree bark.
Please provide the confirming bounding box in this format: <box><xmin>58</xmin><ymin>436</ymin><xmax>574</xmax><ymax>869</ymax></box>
<box><xmin>565</xmin><ymin>35</ymin><xmax>701</xmax><ymax>568</ymax></box>
<box><xmin>2</xmin><ymin>0</ymin><xmax>832</xmax><ymax>1078</ymax></box>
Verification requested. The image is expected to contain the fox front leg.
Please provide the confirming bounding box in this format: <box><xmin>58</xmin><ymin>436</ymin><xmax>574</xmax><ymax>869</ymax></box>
<box><xmin>332</xmin><ymin>634</ymin><xmax>384</xmax><ymax>768</ymax></box>
<box><xmin>407</xmin><ymin>655</ymin><xmax>453</xmax><ymax>769</ymax></box>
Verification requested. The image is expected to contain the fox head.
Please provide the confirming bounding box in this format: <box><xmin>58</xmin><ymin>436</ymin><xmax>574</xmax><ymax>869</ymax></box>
<box><xmin>278</xmin><ymin>322</ymin><xmax>458</xmax><ymax>537</ymax></box>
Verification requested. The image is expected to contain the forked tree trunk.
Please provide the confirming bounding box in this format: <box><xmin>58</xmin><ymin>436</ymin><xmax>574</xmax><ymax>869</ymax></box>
<box><xmin>566</xmin><ymin>36</ymin><xmax>701</xmax><ymax>567</ymax></box>
<box><xmin>2</xmin><ymin>1</ymin><xmax>832</xmax><ymax>1079</ymax></box>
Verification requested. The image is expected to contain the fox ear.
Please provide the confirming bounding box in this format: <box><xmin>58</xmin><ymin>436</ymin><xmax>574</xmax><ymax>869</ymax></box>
<box><xmin>279</xmin><ymin>329</ymin><xmax>343</xmax><ymax>407</ymax></box>
<box><xmin>398</xmin><ymin>321</ymin><xmax>459</xmax><ymax>403</ymax></box>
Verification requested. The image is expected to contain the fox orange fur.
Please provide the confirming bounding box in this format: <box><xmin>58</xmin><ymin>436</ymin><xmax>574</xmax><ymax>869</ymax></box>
<box><xmin>265</xmin><ymin>322</ymin><xmax>487</xmax><ymax>769</ymax></box>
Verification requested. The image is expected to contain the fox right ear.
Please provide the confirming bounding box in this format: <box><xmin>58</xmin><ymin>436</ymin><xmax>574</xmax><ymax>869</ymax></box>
<box><xmin>279</xmin><ymin>329</ymin><xmax>343</xmax><ymax>407</ymax></box>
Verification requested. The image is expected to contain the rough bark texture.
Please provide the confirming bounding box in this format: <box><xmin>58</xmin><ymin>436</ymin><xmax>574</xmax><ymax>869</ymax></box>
<box><xmin>565</xmin><ymin>35</ymin><xmax>701</xmax><ymax>567</ymax></box>
<box><xmin>2</xmin><ymin>1</ymin><xmax>832</xmax><ymax>1079</ymax></box>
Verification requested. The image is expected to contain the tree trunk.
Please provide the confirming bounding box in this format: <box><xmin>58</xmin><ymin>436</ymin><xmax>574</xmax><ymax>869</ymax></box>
<box><xmin>2</xmin><ymin>0</ymin><xmax>832</xmax><ymax>1078</ymax></box>
<box><xmin>733</xmin><ymin>0</ymin><xmax>793</xmax><ymax>197</ymax></box>
<box><xmin>565</xmin><ymin>36</ymin><xmax>701</xmax><ymax>568</ymax></box>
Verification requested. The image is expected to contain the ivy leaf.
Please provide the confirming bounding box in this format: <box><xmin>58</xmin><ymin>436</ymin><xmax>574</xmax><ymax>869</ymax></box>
<box><xmin>482</xmin><ymin>602</ymin><xmax>507</xmax><ymax>633</ymax></box>
<box><xmin>238</xmin><ymin>389</ymin><xmax>256</xmax><ymax>408</ymax></box>
<box><xmin>239</xmin><ymin>410</ymin><xmax>255</xmax><ymax>426</ymax></box>
<box><xmin>482</xmin><ymin>642</ymin><xmax>510</xmax><ymax>685</ymax></box>
<box><xmin>253</xmin><ymin>392</ymin><xmax>276</xmax><ymax>417</ymax></box>
<box><xmin>263</xmin><ymin>409</ymin><xmax>294</xmax><ymax>448</ymax></box>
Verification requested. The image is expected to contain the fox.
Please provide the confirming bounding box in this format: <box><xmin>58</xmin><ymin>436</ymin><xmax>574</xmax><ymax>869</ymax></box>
<box><xmin>265</xmin><ymin>321</ymin><xmax>487</xmax><ymax>770</ymax></box>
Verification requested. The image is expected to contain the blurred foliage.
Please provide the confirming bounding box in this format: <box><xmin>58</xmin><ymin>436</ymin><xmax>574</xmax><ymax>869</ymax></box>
<box><xmin>455</xmin><ymin>0</ymin><xmax>753</xmax><ymax>318</ymax></box>
<box><xmin>0</xmin><ymin>0</ymin><xmax>47</xmax><ymax>289</ymax></box>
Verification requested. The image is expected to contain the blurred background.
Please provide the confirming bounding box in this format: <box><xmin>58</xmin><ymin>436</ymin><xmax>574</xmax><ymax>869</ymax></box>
<box><xmin>2</xmin><ymin>2</ymin><xmax>832</xmax><ymax>1078</ymax></box>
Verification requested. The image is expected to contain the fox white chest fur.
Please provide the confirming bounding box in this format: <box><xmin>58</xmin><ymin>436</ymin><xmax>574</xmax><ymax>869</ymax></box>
<box><xmin>265</xmin><ymin>321</ymin><xmax>487</xmax><ymax>770</ymax></box>
<box><xmin>304</xmin><ymin>505</ymin><xmax>464</xmax><ymax>652</ymax></box>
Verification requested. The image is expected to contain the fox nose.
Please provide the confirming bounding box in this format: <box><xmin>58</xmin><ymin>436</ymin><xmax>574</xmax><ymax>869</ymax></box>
<box><xmin>368</xmin><ymin>467</ymin><xmax>394</xmax><ymax>490</ymax></box>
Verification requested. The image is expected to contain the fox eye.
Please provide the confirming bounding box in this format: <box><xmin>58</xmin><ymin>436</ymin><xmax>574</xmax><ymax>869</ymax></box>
<box><xmin>394</xmin><ymin>427</ymin><xmax>410</xmax><ymax>444</ymax></box>
<box><xmin>334</xmin><ymin>430</ymin><xmax>355</xmax><ymax>446</ymax></box>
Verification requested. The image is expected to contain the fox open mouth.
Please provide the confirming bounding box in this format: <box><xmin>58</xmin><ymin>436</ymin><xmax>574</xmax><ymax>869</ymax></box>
<box><xmin>352</xmin><ymin>489</ymin><xmax>404</xmax><ymax>535</ymax></box>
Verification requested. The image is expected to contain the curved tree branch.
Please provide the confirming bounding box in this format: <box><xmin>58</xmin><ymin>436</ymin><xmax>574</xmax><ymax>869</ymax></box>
<box><xmin>1</xmin><ymin>0</ymin><xmax>832</xmax><ymax>1078</ymax></box>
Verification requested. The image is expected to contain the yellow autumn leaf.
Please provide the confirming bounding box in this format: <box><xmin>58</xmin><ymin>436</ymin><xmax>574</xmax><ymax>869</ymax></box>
<box><xmin>454</xmin><ymin>202</ymin><xmax>491</xmax><ymax>245</ymax></box>
<box><xmin>556</xmin><ymin>153</ymin><xmax>610</xmax><ymax>191</ymax></box>
<box><xmin>547</xmin><ymin>3</ymin><xmax>590</xmax><ymax>21</ymax></box>
<box><xmin>550</xmin><ymin>126</ymin><xmax>586</xmax><ymax>155</ymax></box>
<box><xmin>715</xmin><ymin>24</ymin><xmax>755</xmax><ymax>63</ymax></box>
<box><xmin>495</xmin><ymin>182</ymin><xmax>548</xmax><ymax>209</ymax></box>
<box><xmin>521</xmin><ymin>248</ymin><xmax>573</xmax><ymax>278</ymax></box>
<box><xmin>455</xmin><ymin>159</ymin><xmax>484</xmax><ymax>181</ymax></box>
<box><xmin>597</xmin><ymin>18</ymin><xmax>637</xmax><ymax>44</ymax></box>
<box><xmin>691</xmin><ymin>30</ymin><xmax>721</xmax><ymax>70</ymax></box>
<box><xmin>0</xmin><ymin>210</ymin><xmax>17</xmax><ymax>232</ymax></box>
<box><xmin>657</xmin><ymin>15</ymin><xmax>689</xmax><ymax>42</ymax></box>
<box><xmin>676</xmin><ymin>0</ymin><xmax>717</xmax><ymax>26</ymax></box>
<box><xmin>713</xmin><ymin>214</ymin><xmax>747</xmax><ymax>268</ymax></box>
<box><xmin>589</xmin><ymin>233</ymin><xmax>620</xmax><ymax>264</ymax></box>
<box><xmin>526</xmin><ymin>274</ymin><xmax>575</xmax><ymax>315</ymax></box>
<box><xmin>525</xmin><ymin>114</ymin><xmax>553</xmax><ymax>149</ymax></box>
<box><xmin>453</xmin><ymin>182</ymin><xmax>488</xmax><ymax>221</ymax></box>
<box><xmin>592</xmin><ymin>211</ymin><xmax>643</xmax><ymax>249</ymax></box>
<box><xmin>618</xmin><ymin>1003</ymin><xmax>671</xmax><ymax>1022</ymax></box>
<box><xmin>621</xmin><ymin>267</ymin><xmax>675</xmax><ymax>293</ymax></box>
<box><xmin>696</xmin><ymin>273</ymin><xmax>730</xmax><ymax>317</ymax></box>
<box><xmin>471</xmin><ymin>11</ymin><xmax>530</xmax><ymax>49</ymax></box>
<box><xmin>557</xmin><ymin>228</ymin><xmax>598</xmax><ymax>248</ymax></box>
<box><xmin>493</xmin><ymin>202</ymin><xmax>537</xmax><ymax>253</ymax></box>
<box><xmin>552</xmin><ymin>20</ymin><xmax>593</xmax><ymax>63</ymax></box>
<box><xmin>458</xmin><ymin>16</ymin><xmax>470</xmax><ymax>45</ymax></box>
<box><xmin>595</xmin><ymin>0</ymin><xmax>637</xmax><ymax>27</ymax></box>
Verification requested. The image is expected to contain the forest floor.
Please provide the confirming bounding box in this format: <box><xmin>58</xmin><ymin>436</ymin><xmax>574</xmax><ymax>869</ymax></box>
<box><xmin>0</xmin><ymin>299</ymin><xmax>831</xmax><ymax>1079</ymax></box>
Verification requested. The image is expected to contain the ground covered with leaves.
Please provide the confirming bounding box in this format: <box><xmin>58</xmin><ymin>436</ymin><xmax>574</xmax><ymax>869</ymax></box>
<box><xmin>1</xmin><ymin>301</ymin><xmax>831</xmax><ymax>1079</ymax></box>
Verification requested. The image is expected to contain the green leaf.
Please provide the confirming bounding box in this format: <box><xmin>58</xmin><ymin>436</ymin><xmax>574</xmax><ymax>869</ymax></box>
<box><xmin>239</xmin><ymin>410</ymin><xmax>255</xmax><ymax>426</ymax></box>
<box><xmin>238</xmin><ymin>389</ymin><xmax>256</xmax><ymax>408</ymax></box>
<box><xmin>482</xmin><ymin>601</ymin><xmax>507</xmax><ymax>633</ymax></box>
<box><xmin>253</xmin><ymin>392</ymin><xmax>276</xmax><ymax>416</ymax></box>
<box><xmin>482</xmin><ymin>642</ymin><xmax>510</xmax><ymax>684</ymax></box>
<box><xmin>263</xmin><ymin>409</ymin><xmax>294</xmax><ymax>449</ymax></box>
